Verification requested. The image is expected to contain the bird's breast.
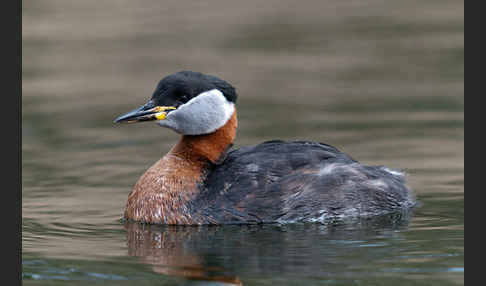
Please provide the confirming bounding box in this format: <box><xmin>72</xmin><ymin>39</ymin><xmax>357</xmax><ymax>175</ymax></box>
<box><xmin>123</xmin><ymin>154</ymin><xmax>206</xmax><ymax>224</ymax></box>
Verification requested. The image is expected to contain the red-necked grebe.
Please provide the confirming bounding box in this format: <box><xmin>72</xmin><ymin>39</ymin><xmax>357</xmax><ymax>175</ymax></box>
<box><xmin>114</xmin><ymin>71</ymin><xmax>415</xmax><ymax>225</ymax></box>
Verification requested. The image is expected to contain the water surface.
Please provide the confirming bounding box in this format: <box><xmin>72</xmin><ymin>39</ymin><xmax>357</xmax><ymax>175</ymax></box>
<box><xmin>22</xmin><ymin>0</ymin><xmax>463</xmax><ymax>285</ymax></box>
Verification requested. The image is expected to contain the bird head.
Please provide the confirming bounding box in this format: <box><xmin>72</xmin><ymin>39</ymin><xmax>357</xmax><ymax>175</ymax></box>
<box><xmin>114</xmin><ymin>71</ymin><xmax>237</xmax><ymax>135</ymax></box>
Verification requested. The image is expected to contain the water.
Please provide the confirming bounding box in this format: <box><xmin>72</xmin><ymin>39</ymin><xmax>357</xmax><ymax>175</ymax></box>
<box><xmin>22</xmin><ymin>0</ymin><xmax>464</xmax><ymax>285</ymax></box>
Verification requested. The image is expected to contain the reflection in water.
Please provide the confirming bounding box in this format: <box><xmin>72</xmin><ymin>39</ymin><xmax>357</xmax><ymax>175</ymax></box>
<box><xmin>125</xmin><ymin>222</ymin><xmax>243</xmax><ymax>285</ymax></box>
<box><xmin>124</xmin><ymin>212</ymin><xmax>413</xmax><ymax>285</ymax></box>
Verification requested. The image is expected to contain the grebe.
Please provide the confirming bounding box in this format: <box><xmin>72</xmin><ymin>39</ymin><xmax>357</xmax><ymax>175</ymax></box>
<box><xmin>114</xmin><ymin>71</ymin><xmax>415</xmax><ymax>225</ymax></box>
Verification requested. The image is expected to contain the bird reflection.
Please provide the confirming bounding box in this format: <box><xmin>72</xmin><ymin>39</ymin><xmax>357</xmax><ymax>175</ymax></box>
<box><xmin>125</xmin><ymin>222</ymin><xmax>243</xmax><ymax>285</ymax></box>
<box><xmin>124</xmin><ymin>211</ymin><xmax>413</xmax><ymax>285</ymax></box>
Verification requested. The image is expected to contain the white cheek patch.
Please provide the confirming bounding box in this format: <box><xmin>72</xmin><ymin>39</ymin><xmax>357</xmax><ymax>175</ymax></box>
<box><xmin>157</xmin><ymin>89</ymin><xmax>235</xmax><ymax>135</ymax></box>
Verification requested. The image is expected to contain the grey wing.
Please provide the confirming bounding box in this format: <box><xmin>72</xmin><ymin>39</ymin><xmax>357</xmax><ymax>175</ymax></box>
<box><xmin>195</xmin><ymin>140</ymin><xmax>414</xmax><ymax>224</ymax></box>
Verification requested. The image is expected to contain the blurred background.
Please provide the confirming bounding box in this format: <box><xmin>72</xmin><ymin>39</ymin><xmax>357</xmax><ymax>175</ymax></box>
<box><xmin>22</xmin><ymin>0</ymin><xmax>463</xmax><ymax>285</ymax></box>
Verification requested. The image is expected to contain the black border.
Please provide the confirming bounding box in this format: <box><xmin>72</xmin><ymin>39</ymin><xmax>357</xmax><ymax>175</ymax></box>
<box><xmin>6</xmin><ymin>0</ymin><xmax>22</xmax><ymax>284</ymax></box>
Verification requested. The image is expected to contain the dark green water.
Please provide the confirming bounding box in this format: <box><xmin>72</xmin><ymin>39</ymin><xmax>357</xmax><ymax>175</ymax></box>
<box><xmin>22</xmin><ymin>0</ymin><xmax>463</xmax><ymax>285</ymax></box>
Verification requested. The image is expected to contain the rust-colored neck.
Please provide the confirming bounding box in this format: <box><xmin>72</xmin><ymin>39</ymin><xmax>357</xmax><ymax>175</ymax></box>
<box><xmin>124</xmin><ymin>111</ymin><xmax>238</xmax><ymax>224</ymax></box>
<box><xmin>169</xmin><ymin>110</ymin><xmax>238</xmax><ymax>164</ymax></box>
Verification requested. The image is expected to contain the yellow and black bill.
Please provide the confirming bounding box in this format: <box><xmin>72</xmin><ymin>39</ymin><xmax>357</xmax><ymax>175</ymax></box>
<box><xmin>114</xmin><ymin>101</ymin><xmax>176</xmax><ymax>123</ymax></box>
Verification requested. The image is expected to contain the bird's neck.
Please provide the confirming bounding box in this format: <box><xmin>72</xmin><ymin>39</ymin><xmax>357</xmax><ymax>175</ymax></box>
<box><xmin>124</xmin><ymin>111</ymin><xmax>238</xmax><ymax>224</ymax></box>
<box><xmin>169</xmin><ymin>110</ymin><xmax>238</xmax><ymax>165</ymax></box>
